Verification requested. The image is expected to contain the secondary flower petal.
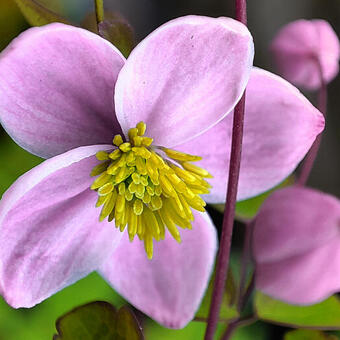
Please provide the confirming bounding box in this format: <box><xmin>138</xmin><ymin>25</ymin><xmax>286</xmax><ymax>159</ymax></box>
<box><xmin>0</xmin><ymin>23</ymin><xmax>125</xmax><ymax>158</ymax></box>
<box><xmin>254</xmin><ymin>187</ymin><xmax>340</xmax><ymax>304</ymax></box>
<box><xmin>256</xmin><ymin>239</ymin><xmax>340</xmax><ymax>305</ymax></box>
<box><xmin>115</xmin><ymin>15</ymin><xmax>254</xmax><ymax>147</ymax></box>
<box><xmin>99</xmin><ymin>211</ymin><xmax>217</xmax><ymax>328</ymax></box>
<box><xmin>0</xmin><ymin>145</ymin><xmax>122</xmax><ymax>308</ymax></box>
<box><xmin>177</xmin><ymin>68</ymin><xmax>325</xmax><ymax>203</ymax></box>
<box><xmin>253</xmin><ymin>187</ymin><xmax>340</xmax><ymax>263</ymax></box>
<box><xmin>271</xmin><ymin>19</ymin><xmax>340</xmax><ymax>90</ymax></box>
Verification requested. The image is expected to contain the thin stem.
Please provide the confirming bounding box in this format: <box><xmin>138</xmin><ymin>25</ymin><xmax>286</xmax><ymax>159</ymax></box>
<box><xmin>297</xmin><ymin>60</ymin><xmax>327</xmax><ymax>186</ymax></box>
<box><xmin>220</xmin><ymin>316</ymin><xmax>257</xmax><ymax>340</ymax></box>
<box><xmin>239</xmin><ymin>273</ymin><xmax>255</xmax><ymax>312</ymax></box>
<box><xmin>94</xmin><ymin>0</ymin><xmax>104</xmax><ymax>25</ymax></box>
<box><xmin>204</xmin><ymin>2</ymin><xmax>247</xmax><ymax>337</ymax></box>
<box><xmin>237</xmin><ymin>222</ymin><xmax>253</xmax><ymax>312</ymax></box>
<box><xmin>221</xmin><ymin>321</ymin><xmax>238</xmax><ymax>340</ymax></box>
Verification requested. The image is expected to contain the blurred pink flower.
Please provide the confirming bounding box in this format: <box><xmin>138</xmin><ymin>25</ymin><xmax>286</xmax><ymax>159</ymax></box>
<box><xmin>254</xmin><ymin>186</ymin><xmax>340</xmax><ymax>304</ymax></box>
<box><xmin>271</xmin><ymin>19</ymin><xmax>340</xmax><ymax>90</ymax></box>
<box><xmin>0</xmin><ymin>16</ymin><xmax>323</xmax><ymax>327</ymax></box>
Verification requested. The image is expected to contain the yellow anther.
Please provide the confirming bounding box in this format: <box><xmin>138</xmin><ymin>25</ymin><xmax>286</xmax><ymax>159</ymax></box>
<box><xmin>140</xmin><ymin>176</ymin><xmax>148</xmax><ymax>186</ymax></box>
<box><xmin>91</xmin><ymin>161</ymin><xmax>110</xmax><ymax>176</ymax></box>
<box><xmin>128</xmin><ymin>128</ymin><xmax>138</xmax><ymax>141</ymax></box>
<box><xmin>128</xmin><ymin>209</ymin><xmax>138</xmax><ymax>239</ymax></box>
<box><xmin>133</xmin><ymin>146</ymin><xmax>151</xmax><ymax>159</ymax></box>
<box><xmin>168</xmin><ymin>163</ymin><xmax>198</xmax><ymax>183</ymax></box>
<box><xmin>90</xmin><ymin>121</ymin><xmax>211</xmax><ymax>259</ymax></box>
<box><xmin>109</xmin><ymin>149</ymin><xmax>121</xmax><ymax>160</ymax></box>
<box><xmin>154</xmin><ymin>211</ymin><xmax>166</xmax><ymax>240</ymax></box>
<box><xmin>151</xmin><ymin>195</ymin><xmax>162</xmax><ymax>210</ymax></box>
<box><xmin>96</xmin><ymin>151</ymin><xmax>110</xmax><ymax>161</ymax></box>
<box><xmin>99</xmin><ymin>190</ymin><xmax>117</xmax><ymax>221</ymax></box>
<box><xmin>119</xmin><ymin>142</ymin><xmax>132</xmax><ymax>152</ymax></box>
<box><xmin>141</xmin><ymin>137</ymin><xmax>153</xmax><ymax>147</ymax></box>
<box><xmin>159</xmin><ymin>174</ymin><xmax>175</xmax><ymax>197</ymax></box>
<box><xmin>107</xmin><ymin>153</ymin><xmax>127</xmax><ymax>175</ymax></box>
<box><xmin>136</xmin><ymin>121</ymin><xmax>146</xmax><ymax>136</ymax></box>
<box><xmin>159</xmin><ymin>208</ymin><xmax>181</xmax><ymax>243</ymax></box>
<box><xmin>133</xmin><ymin>136</ymin><xmax>142</xmax><ymax>146</ymax></box>
<box><xmin>154</xmin><ymin>185</ymin><xmax>162</xmax><ymax>196</ymax></box>
<box><xmin>144</xmin><ymin>232</ymin><xmax>153</xmax><ymax>259</ymax></box>
<box><xmin>113</xmin><ymin>134</ymin><xmax>123</xmax><ymax>146</ymax></box>
<box><xmin>118</xmin><ymin>182</ymin><xmax>126</xmax><ymax>195</ymax></box>
<box><xmin>91</xmin><ymin>172</ymin><xmax>111</xmax><ymax>190</ymax></box>
<box><xmin>161</xmin><ymin>147</ymin><xmax>202</xmax><ymax>162</ymax></box>
<box><xmin>146</xmin><ymin>185</ymin><xmax>154</xmax><ymax>196</ymax></box>
<box><xmin>181</xmin><ymin>162</ymin><xmax>213</xmax><ymax>178</ymax></box>
<box><xmin>116</xmin><ymin>194</ymin><xmax>125</xmax><ymax>213</ymax></box>
<box><xmin>125</xmin><ymin>189</ymin><xmax>133</xmax><ymax>201</ymax></box>
<box><xmin>132</xmin><ymin>173</ymin><xmax>140</xmax><ymax>184</ymax></box>
<box><xmin>135</xmin><ymin>184</ymin><xmax>145</xmax><ymax>198</ymax></box>
<box><xmin>115</xmin><ymin>166</ymin><xmax>127</xmax><ymax>183</ymax></box>
<box><xmin>135</xmin><ymin>156</ymin><xmax>147</xmax><ymax>175</ymax></box>
<box><xmin>166</xmin><ymin>172</ymin><xmax>187</xmax><ymax>193</ymax></box>
<box><xmin>142</xmin><ymin>191</ymin><xmax>151</xmax><ymax>204</ymax></box>
<box><xmin>128</xmin><ymin>182</ymin><xmax>137</xmax><ymax>194</ymax></box>
<box><xmin>96</xmin><ymin>195</ymin><xmax>107</xmax><ymax>207</ymax></box>
<box><xmin>126</xmin><ymin>151</ymin><xmax>136</xmax><ymax>165</ymax></box>
<box><xmin>98</xmin><ymin>182</ymin><xmax>114</xmax><ymax>196</ymax></box>
<box><xmin>134</xmin><ymin>199</ymin><xmax>144</xmax><ymax>215</ymax></box>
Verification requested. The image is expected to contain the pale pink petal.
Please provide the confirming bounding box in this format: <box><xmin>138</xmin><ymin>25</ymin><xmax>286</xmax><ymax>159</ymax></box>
<box><xmin>253</xmin><ymin>187</ymin><xmax>340</xmax><ymax>263</ymax></box>
<box><xmin>99</xmin><ymin>211</ymin><xmax>217</xmax><ymax>328</ymax></box>
<box><xmin>256</xmin><ymin>239</ymin><xmax>340</xmax><ymax>304</ymax></box>
<box><xmin>271</xmin><ymin>19</ymin><xmax>340</xmax><ymax>90</ymax></box>
<box><xmin>0</xmin><ymin>145</ymin><xmax>122</xmax><ymax>308</ymax></box>
<box><xmin>177</xmin><ymin>68</ymin><xmax>324</xmax><ymax>203</ymax></box>
<box><xmin>0</xmin><ymin>23</ymin><xmax>125</xmax><ymax>158</ymax></box>
<box><xmin>254</xmin><ymin>187</ymin><xmax>340</xmax><ymax>304</ymax></box>
<box><xmin>115</xmin><ymin>15</ymin><xmax>254</xmax><ymax>147</ymax></box>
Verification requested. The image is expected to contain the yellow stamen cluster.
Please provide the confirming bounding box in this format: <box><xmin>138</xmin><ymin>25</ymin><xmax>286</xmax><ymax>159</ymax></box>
<box><xmin>90</xmin><ymin>121</ymin><xmax>212</xmax><ymax>259</ymax></box>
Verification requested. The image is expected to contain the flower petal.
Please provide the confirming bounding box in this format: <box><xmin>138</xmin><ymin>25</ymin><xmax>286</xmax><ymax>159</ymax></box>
<box><xmin>177</xmin><ymin>68</ymin><xmax>325</xmax><ymax>203</ymax></box>
<box><xmin>254</xmin><ymin>187</ymin><xmax>340</xmax><ymax>304</ymax></box>
<box><xmin>0</xmin><ymin>145</ymin><xmax>122</xmax><ymax>308</ymax></box>
<box><xmin>115</xmin><ymin>15</ymin><xmax>254</xmax><ymax>146</ymax></box>
<box><xmin>99</xmin><ymin>211</ymin><xmax>217</xmax><ymax>328</ymax></box>
<box><xmin>0</xmin><ymin>23</ymin><xmax>125</xmax><ymax>158</ymax></box>
<box><xmin>253</xmin><ymin>187</ymin><xmax>340</xmax><ymax>263</ymax></box>
<box><xmin>256</xmin><ymin>239</ymin><xmax>340</xmax><ymax>305</ymax></box>
<box><xmin>271</xmin><ymin>19</ymin><xmax>340</xmax><ymax>90</ymax></box>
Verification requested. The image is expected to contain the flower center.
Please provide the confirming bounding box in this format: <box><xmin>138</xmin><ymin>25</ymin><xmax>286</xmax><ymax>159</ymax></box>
<box><xmin>90</xmin><ymin>121</ymin><xmax>212</xmax><ymax>259</ymax></box>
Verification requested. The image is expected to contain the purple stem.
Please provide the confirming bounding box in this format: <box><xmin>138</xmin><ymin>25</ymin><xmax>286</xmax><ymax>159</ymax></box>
<box><xmin>220</xmin><ymin>315</ymin><xmax>257</xmax><ymax>340</ymax></box>
<box><xmin>204</xmin><ymin>2</ymin><xmax>247</xmax><ymax>339</ymax></box>
<box><xmin>297</xmin><ymin>60</ymin><xmax>327</xmax><ymax>186</ymax></box>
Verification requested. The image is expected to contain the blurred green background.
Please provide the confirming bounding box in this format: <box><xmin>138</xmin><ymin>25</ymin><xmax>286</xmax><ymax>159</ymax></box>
<box><xmin>0</xmin><ymin>0</ymin><xmax>339</xmax><ymax>339</ymax></box>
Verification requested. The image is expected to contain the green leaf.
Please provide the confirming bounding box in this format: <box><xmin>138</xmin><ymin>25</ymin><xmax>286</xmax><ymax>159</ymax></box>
<box><xmin>255</xmin><ymin>292</ymin><xmax>340</xmax><ymax>329</ymax></box>
<box><xmin>0</xmin><ymin>0</ymin><xmax>28</xmax><ymax>51</ymax></box>
<box><xmin>284</xmin><ymin>329</ymin><xmax>338</xmax><ymax>340</ymax></box>
<box><xmin>0</xmin><ymin>272</ymin><xmax>126</xmax><ymax>340</ymax></box>
<box><xmin>81</xmin><ymin>11</ymin><xmax>135</xmax><ymax>58</ymax></box>
<box><xmin>53</xmin><ymin>301</ymin><xmax>144</xmax><ymax>340</ymax></box>
<box><xmin>0</xmin><ymin>134</ymin><xmax>42</xmax><ymax>196</ymax></box>
<box><xmin>145</xmin><ymin>319</ymin><xmax>269</xmax><ymax>340</ymax></box>
<box><xmin>14</xmin><ymin>0</ymin><xmax>71</xmax><ymax>26</ymax></box>
<box><xmin>195</xmin><ymin>269</ymin><xmax>239</xmax><ymax>322</ymax></box>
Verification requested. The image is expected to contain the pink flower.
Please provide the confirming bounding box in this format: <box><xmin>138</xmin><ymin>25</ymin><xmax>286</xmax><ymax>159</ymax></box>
<box><xmin>0</xmin><ymin>16</ymin><xmax>323</xmax><ymax>327</ymax></box>
<box><xmin>271</xmin><ymin>19</ymin><xmax>340</xmax><ymax>90</ymax></box>
<box><xmin>253</xmin><ymin>186</ymin><xmax>340</xmax><ymax>305</ymax></box>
